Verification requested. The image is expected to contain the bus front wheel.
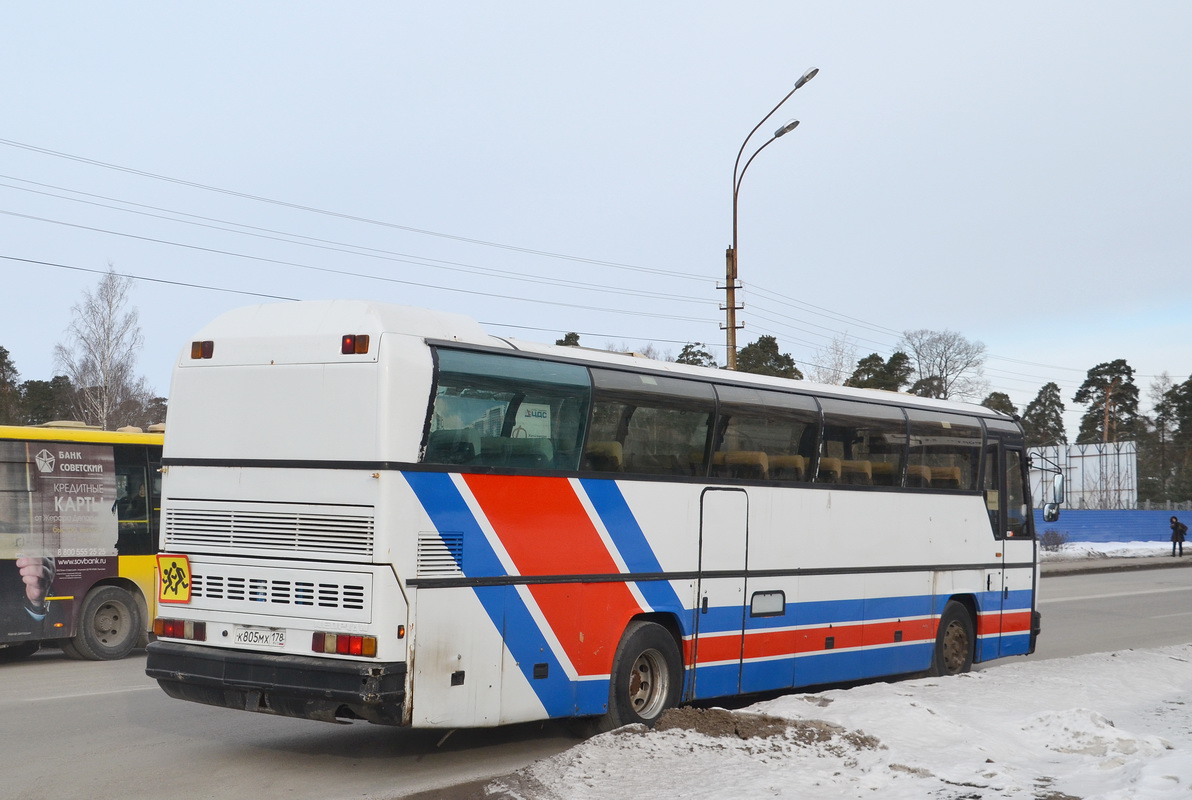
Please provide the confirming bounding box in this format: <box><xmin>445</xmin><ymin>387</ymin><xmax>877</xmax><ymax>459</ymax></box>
<box><xmin>590</xmin><ymin>620</ymin><xmax>682</xmax><ymax>734</ymax></box>
<box><xmin>60</xmin><ymin>586</ymin><xmax>142</xmax><ymax>661</ymax></box>
<box><xmin>928</xmin><ymin>600</ymin><xmax>974</xmax><ymax>677</ymax></box>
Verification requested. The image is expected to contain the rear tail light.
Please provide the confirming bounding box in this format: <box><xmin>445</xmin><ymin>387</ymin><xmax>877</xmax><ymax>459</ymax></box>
<box><xmin>312</xmin><ymin>632</ymin><xmax>377</xmax><ymax>658</ymax></box>
<box><xmin>154</xmin><ymin>617</ymin><xmax>206</xmax><ymax>641</ymax></box>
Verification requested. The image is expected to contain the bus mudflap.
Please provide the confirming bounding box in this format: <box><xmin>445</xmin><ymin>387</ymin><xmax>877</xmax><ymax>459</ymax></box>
<box><xmin>145</xmin><ymin>640</ymin><xmax>407</xmax><ymax>725</ymax></box>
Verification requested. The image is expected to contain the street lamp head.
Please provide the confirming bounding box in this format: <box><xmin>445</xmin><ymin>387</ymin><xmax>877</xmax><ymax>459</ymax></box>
<box><xmin>774</xmin><ymin>119</ymin><xmax>800</xmax><ymax>137</ymax></box>
<box><xmin>794</xmin><ymin>67</ymin><xmax>820</xmax><ymax>90</ymax></box>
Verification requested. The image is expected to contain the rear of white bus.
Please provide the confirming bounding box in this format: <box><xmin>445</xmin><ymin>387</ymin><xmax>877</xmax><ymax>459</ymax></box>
<box><xmin>145</xmin><ymin>301</ymin><xmax>486</xmax><ymax>725</ymax></box>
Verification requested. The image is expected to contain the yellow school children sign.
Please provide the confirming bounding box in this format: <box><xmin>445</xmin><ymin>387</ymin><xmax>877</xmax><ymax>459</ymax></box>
<box><xmin>157</xmin><ymin>554</ymin><xmax>192</xmax><ymax>604</ymax></box>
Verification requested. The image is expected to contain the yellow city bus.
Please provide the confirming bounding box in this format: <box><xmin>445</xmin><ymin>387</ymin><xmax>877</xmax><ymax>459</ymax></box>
<box><xmin>0</xmin><ymin>422</ymin><xmax>163</xmax><ymax>661</ymax></box>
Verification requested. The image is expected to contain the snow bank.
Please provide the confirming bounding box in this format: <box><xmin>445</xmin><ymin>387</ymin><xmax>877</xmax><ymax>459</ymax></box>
<box><xmin>487</xmin><ymin>645</ymin><xmax>1192</xmax><ymax>799</ymax></box>
<box><xmin>1041</xmin><ymin>541</ymin><xmax>1173</xmax><ymax>561</ymax></box>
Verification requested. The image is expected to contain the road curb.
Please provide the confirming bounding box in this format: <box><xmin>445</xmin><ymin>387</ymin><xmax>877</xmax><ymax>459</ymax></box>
<box><xmin>1041</xmin><ymin>556</ymin><xmax>1192</xmax><ymax>577</ymax></box>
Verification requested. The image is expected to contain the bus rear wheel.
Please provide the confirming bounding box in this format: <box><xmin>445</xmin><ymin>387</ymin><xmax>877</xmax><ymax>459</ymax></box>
<box><xmin>61</xmin><ymin>586</ymin><xmax>142</xmax><ymax>661</ymax></box>
<box><xmin>589</xmin><ymin>620</ymin><xmax>681</xmax><ymax>734</ymax></box>
<box><xmin>928</xmin><ymin>600</ymin><xmax>974</xmax><ymax>677</ymax></box>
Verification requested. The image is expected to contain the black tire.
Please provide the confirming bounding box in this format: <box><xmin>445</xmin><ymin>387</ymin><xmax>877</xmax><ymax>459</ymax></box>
<box><xmin>588</xmin><ymin>620</ymin><xmax>682</xmax><ymax>734</ymax></box>
<box><xmin>62</xmin><ymin>586</ymin><xmax>142</xmax><ymax>661</ymax></box>
<box><xmin>928</xmin><ymin>600</ymin><xmax>974</xmax><ymax>677</ymax></box>
<box><xmin>0</xmin><ymin>641</ymin><xmax>40</xmax><ymax>662</ymax></box>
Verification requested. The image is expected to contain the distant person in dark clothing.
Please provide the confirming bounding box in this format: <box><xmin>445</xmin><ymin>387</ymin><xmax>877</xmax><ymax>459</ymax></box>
<box><xmin>1171</xmin><ymin>516</ymin><xmax>1187</xmax><ymax>557</ymax></box>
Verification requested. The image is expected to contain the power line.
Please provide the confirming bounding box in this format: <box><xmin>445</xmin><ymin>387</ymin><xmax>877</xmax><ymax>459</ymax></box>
<box><xmin>1</xmin><ymin>246</ymin><xmax>717</xmax><ymax>325</ymax></box>
<box><xmin>0</xmin><ymin>255</ymin><xmax>297</xmax><ymax>300</ymax></box>
<box><xmin>0</xmin><ymin>137</ymin><xmax>713</xmax><ymax>282</ymax></box>
<box><xmin>0</xmin><ymin>175</ymin><xmax>715</xmax><ymax>305</ymax></box>
<box><xmin>3</xmin><ymin>138</ymin><xmax>1178</xmax><ymax>388</ymax></box>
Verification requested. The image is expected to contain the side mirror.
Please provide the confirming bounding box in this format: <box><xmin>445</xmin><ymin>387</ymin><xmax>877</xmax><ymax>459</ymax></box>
<box><xmin>1052</xmin><ymin>473</ymin><xmax>1066</xmax><ymax>505</ymax></box>
<box><xmin>1042</xmin><ymin>503</ymin><xmax>1060</xmax><ymax>523</ymax></box>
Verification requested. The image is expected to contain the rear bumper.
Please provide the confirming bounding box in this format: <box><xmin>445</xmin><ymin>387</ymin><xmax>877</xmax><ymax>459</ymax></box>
<box><xmin>146</xmin><ymin>640</ymin><xmax>407</xmax><ymax>725</ymax></box>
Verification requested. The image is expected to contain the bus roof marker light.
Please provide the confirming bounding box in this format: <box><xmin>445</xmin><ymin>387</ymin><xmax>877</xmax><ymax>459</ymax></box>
<box><xmin>191</xmin><ymin>341</ymin><xmax>214</xmax><ymax>359</ymax></box>
<box><xmin>341</xmin><ymin>334</ymin><xmax>370</xmax><ymax>355</ymax></box>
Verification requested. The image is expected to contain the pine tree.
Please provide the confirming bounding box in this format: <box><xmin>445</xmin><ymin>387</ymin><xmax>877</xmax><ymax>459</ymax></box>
<box><xmin>736</xmin><ymin>336</ymin><xmax>802</xmax><ymax>379</ymax></box>
<box><xmin>845</xmin><ymin>352</ymin><xmax>912</xmax><ymax>392</ymax></box>
<box><xmin>19</xmin><ymin>376</ymin><xmax>76</xmax><ymax>425</ymax></box>
<box><xmin>981</xmin><ymin>392</ymin><xmax>1017</xmax><ymax>416</ymax></box>
<box><xmin>1022</xmin><ymin>382</ymin><xmax>1067</xmax><ymax>447</ymax></box>
<box><xmin>0</xmin><ymin>346</ymin><xmax>20</xmax><ymax>424</ymax></box>
<box><xmin>1157</xmin><ymin>374</ymin><xmax>1192</xmax><ymax>500</ymax></box>
<box><xmin>675</xmin><ymin>343</ymin><xmax>717</xmax><ymax>368</ymax></box>
<box><xmin>1073</xmin><ymin>360</ymin><xmax>1139</xmax><ymax>443</ymax></box>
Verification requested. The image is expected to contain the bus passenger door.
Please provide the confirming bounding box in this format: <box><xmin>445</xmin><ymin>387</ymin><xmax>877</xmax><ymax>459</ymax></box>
<box><xmin>690</xmin><ymin>488</ymin><xmax>748</xmax><ymax>699</ymax></box>
<box><xmin>998</xmin><ymin>447</ymin><xmax>1034</xmax><ymax>656</ymax></box>
<box><xmin>984</xmin><ymin>443</ymin><xmax>1033</xmax><ymax>658</ymax></box>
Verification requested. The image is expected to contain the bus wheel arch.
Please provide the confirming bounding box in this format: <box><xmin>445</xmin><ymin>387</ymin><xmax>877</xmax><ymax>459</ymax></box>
<box><xmin>928</xmin><ymin>598</ymin><xmax>976</xmax><ymax>677</ymax></box>
<box><xmin>595</xmin><ymin>618</ymin><xmax>683</xmax><ymax>734</ymax></box>
<box><xmin>60</xmin><ymin>583</ymin><xmax>144</xmax><ymax>661</ymax></box>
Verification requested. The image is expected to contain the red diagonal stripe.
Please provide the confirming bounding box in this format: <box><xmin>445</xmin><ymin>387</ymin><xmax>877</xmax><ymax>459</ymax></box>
<box><xmin>464</xmin><ymin>475</ymin><xmax>643</xmax><ymax>675</ymax></box>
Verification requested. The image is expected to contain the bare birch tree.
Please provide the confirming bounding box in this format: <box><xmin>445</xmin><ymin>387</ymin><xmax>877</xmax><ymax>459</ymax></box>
<box><xmin>54</xmin><ymin>269</ymin><xmax>150</xmax><ymax>429</ymax></box>
<box><xmin>807</xmin><ymin>333</ymin><xmax>858</xmax><ymax>385</ymax></box>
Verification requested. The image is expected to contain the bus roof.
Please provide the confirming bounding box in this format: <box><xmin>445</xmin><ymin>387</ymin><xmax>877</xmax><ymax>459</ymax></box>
<box><xmin>188</xmin><ymin>299</ymin><xmax>1014</xmax><ymax>424</ymax></box>
<box><xmin>0</xmin><ymin>424</ymin><xmax>165</xmax><ymax>446</ymax></box>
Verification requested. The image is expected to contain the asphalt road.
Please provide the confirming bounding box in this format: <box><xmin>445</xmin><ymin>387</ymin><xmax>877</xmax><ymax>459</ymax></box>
<box><xmin>3</xmin><ymin>559</ymin><xmax>1190</xmax><ymax>800</ymax></box>
<box><xmin>1032</xmin><ymin>556</ymin><xmax>1192</xmax><ymax>660</ymax></box>
<box><xmin>0</xmin><ymin>649</ymin><xmax>574</xmax><ymax>800</ymax></box>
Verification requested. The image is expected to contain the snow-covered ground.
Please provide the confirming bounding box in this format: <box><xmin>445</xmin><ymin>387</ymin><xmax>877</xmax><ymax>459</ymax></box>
<box><xmin>488</xmin><ymin>646</ymin><xmax>1192</xmax><ymax>799</ymax></box>
<box><xmin>485</xmin><ymin>551</ymin><xmax>1192</xmax><ymax>799</ymax></box>
<box><xmin>1041</xmin><ymin>541</ymin><xmax>1178</xmax><ymax>561</ymax></box>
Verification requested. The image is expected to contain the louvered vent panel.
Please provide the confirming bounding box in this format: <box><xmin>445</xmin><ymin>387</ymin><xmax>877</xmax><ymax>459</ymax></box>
<box><xmin>417</xmin><ymin>531</ymin><xmax>463</xmax><ymax>577</ymax></box>
<box><xmin>188</xmin><ymin>564</ymin><xmax>372</xmax><ymax>623</ymax></box>
<box><xmin>165</xmin><ymin>507</ymin><xmax>374</xmax><ymax>558</ymax></box>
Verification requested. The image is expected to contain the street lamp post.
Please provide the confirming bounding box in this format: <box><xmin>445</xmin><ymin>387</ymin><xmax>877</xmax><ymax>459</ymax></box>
<box><xmin>723</xmin><ymin>67</ymin><xmax>818</xmax><ymax>370</ymax></box>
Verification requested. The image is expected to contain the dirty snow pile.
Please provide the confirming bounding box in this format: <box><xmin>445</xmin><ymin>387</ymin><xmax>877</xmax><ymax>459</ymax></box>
<box><xmin>487</xmin><ymin>645</ymin><xmax>1192</xmax><ymax>799</ymax></box>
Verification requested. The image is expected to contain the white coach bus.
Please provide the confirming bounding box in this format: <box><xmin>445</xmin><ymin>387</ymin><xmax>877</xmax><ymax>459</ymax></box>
<box><xmin>145</xmin><ymin>300</ymin><xmax>1059</xmax><ymax>730</ymax></box>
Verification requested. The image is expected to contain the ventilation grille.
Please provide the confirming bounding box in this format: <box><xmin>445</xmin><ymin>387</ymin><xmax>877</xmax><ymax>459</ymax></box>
<box><xmin>193</xmin><ymin>574</ymin><xmax>366</xmax><ymax>609</ymax></box>
<box><xmin>417</xmin><ymin>531</ymin><xmax>463</xmax><ymax>577</ymax></box>
<box><xmin>164</xmin><ymin>506</ymin><xmax>374</xmax><ymax>558</ymax></box>
<box><xmin>186</xmin><ymin>562</ymin><xmax>373</xmax><ymax>623</ymax></box>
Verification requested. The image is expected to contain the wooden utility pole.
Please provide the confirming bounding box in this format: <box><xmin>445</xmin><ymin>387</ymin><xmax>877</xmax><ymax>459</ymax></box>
<box><xmin>722</xmin><ymin>246</ymin><xmax>742</xmax><ymax>370</ymax></box>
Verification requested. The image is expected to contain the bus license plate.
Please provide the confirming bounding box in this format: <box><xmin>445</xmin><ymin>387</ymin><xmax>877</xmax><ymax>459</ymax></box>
<box><xmin>233</xmin><ymin>626</ymin><xmax>286</xmax><ymax>647</ymax></box>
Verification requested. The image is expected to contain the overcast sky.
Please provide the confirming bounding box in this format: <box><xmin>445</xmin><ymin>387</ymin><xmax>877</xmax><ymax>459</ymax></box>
<box><xmin>2</xmin><ymin>3</ymin><xmax>1189</xmax><ymax>435</ymax></box>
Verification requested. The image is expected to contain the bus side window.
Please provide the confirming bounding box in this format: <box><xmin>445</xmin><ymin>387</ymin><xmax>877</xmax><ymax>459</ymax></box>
<box><xmin>817</xmin><ymin>399</ymin><xmax>906</xmax><ymax>486</ymax></box>
<box><xmin>906</xmin><ymin>410</ymin><xmax>982</xmax><ymax>492</ymax></box>
<box><xmin>983</xmin><ymin>445</ymin><xmax>1030</xmax><ymax>539</ymax></box>
<box><xmin>115</xmin><ymin>463</ymin><xmax>153</xmax><ymax>555</ymax></box>
<box><xmin>1005</xmin><ymin>449</ymin><xmax>1029</xmax><ymax>538</ymax></box>
<box><xmin>423</xmin><ymin>350</ymin><xmax>592</xmax><ymax>472</ymax></box>
<box><xmin>588</xmin><ymin>369</ymin><xmax>715</xmax><ymax>478</ymax></box>
<box><xmin>983</xmin><ymin>444</ymin><xmax>1000</xmax><ymax>536</ymax></box>
<box><xmin>712</xmin><ymin>386</ymin><xmax>819</xmax><ymax>483</ymax></box>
